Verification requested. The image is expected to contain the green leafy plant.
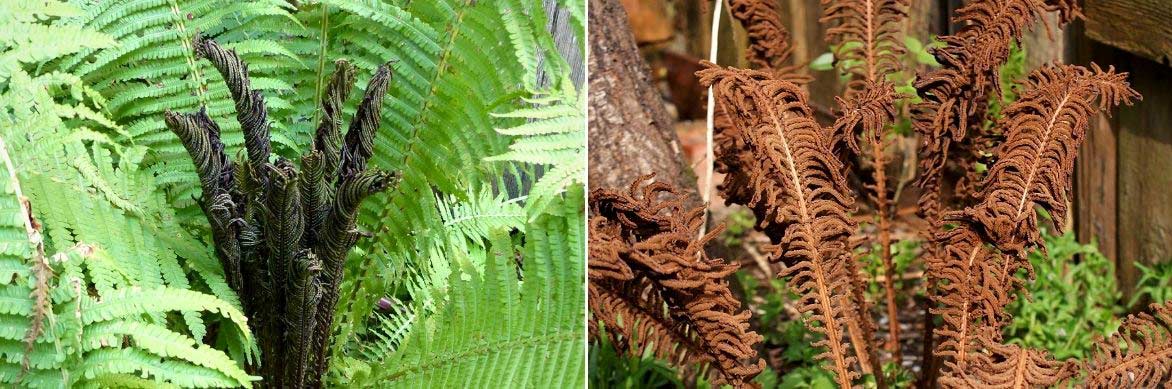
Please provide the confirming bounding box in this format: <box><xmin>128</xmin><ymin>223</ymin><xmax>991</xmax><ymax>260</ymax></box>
<box><xmin>1002</xmin><ymin>228</ymin><xmax>1122</xmax><ymax>360</ymax></box>
<box><xmin>589</xmin><ymin>326</ymin><xmax>683</xmax><ymax>389</ymax></box>
<box><xmin>1130</xmin><ymin>261</ymin><xmax>1172</xmax><ymax>308</ymax></box>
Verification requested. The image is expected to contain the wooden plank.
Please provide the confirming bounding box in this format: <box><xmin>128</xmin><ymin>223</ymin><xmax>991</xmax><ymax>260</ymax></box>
<box><xmin>1115</xmin><ymin>51</ymin><xmax>1172</xmax><ymax>299</ymax></box>
<box><xmin>543</xmin><ymin>0</ymin><xmax>585</xmax><ymax>86</ymax></box>
<box><xmin>1084</xmin><ymin>0</ymin><xmax>1172</xmax><ymax>65</ymax></box>
<box><xmin>1076</xmin><ymin>112</ymin><xmax>1119</xmax><ymax>261</ymax></box>
<box><xmin>1072</xmin><ymin>27</ymin><xmax>1123</xmax><ymax>293</ymax></box>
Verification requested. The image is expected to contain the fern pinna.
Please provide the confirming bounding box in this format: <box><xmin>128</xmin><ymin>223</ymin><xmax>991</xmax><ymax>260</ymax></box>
<box><xmin>589</xmin><ymin>0</ymin><xmax>1158</xmax><ymax>387</ymax></box>
<box><xmin>163</xmin><ymin>35</ymin><xmax>398</xmax><ymax>387</ymax></box>
<box><xmin>589</xmin><ymin>175</ymin><xmax>764</xmax><ymax>388</ymax></box>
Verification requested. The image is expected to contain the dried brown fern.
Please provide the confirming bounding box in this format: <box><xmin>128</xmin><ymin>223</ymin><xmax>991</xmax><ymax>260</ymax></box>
<box><xmin>954</xmin><ymin>64</ymin><xmax>1138</xmax><ymax>258</ymax></box>
<box><xmin>588</xmin><ymin>175</ymin><xmax>765</xmax><ymax>388</ymax></box>
<box><xmin>834</xmin><ymin>78</ymin><xmax>905</xmax><ymax>361</ymax></box>
<box><xmin>698</xmin><ymin>63</ymin><xmax>882</xmax><ymax>387</ymax></box>
<box><xmin>820</xmin><ymin>0</ymin><xmax>909</xmax><ymax>93</ymax></box>
<box><xmin>911</xmin><ymin>0</ymin><xmax>1080</xmax><ymax>223</ymax></box>
<box><xmin>909</xmin><ymin>3</ymin><xmax>1078</xmax><ymax>381</ymax></box>
<box><xmin>819</xmin><ymin>0</ymin><xmax>910</xmax><ymax>362</ymax></box>
<box><xmin>927</xmin><ymin>226</ymin><xmax>1014</xmax><ymax>376</ymax></box>
<box><xmin>925</xmin><ymin>63</ymin><xmax>1138</xmax><ymax>385</ymax></box>
<box><xmin>940</xmin><ymin>330</ymin><xmax>1078</xmax><ymax>388</ymax></box>
<box><xmin>1084</xmin><ymin>300</ymin><xmax>1172</xmax><ymax>388</ymax></box>
<box><xmin>718</xmin><ymin>0</ymin><xmax>812</xmax><ymax>221</ymax></box>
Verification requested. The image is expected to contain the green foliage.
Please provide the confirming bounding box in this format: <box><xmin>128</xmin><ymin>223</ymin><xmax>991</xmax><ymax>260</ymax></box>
<box><xmin>588</xmin><ymin>324</ymin><xmax>682</xmax><ymax>388</ymax></box>
<box><xmin>731</xmin><ymin>271</ymin><xmax>838</xmax><ymax>389</ymax></box>
<box><xmin>0</xmin><ymin>140</ymin><xmax>253</xmax><ymax>387</ymax></box>
<box><xmin>52</xmin><ymin>0</ymin><xmax>303</xmax><ymax>208</ymax></box>
<box><xmin>486</xmin><ymin>84</ymin><xmax>585</xmax><ymax>218</ymax></box>
<box><xmin>984</xmin><ymin>41</ymin><xmax>1027</xmax><ymax>130</ymax></box>
<box><xmin>859</xmin><ymin>239</ymin><xmax>919</xmax><ymax>302</ymax></box>
<box><xmin>344</xmin><ymin>186</ymin><xmax>586</xmax><ymax>387</ymax></box>
<box><xmin>1003</xmin><ymin>229</ymin><xmax>1122</xmax><ymax>360</ymax></box>
<box><xmin>4</xmin><ymin>0</ymin><xmax>586</xmax><ymax>386</ymax></box>
<box><xmin>1129</xmin><ymin>261</ymin><xmax>1172</xmax><ymax>309</ymax></box>
<box><xmin>719</xmin><ymin>208</ymin><xmax>757</xmax><ymax>247</ymax></box>
<box><xmin>1</xmin><ymin>3</ymin><xmax>254</xmax><ymax>386</ymax></box>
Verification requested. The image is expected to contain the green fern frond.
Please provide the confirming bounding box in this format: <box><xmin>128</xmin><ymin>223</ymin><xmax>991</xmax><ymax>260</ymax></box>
<box><xmin>53</xmin><ymin>0</ymin><xmax>303</xmax><ymax>207</ymax></box>
<box><xmin>0</xmin><ymin>143</ymin><xmax>254</xmax><ymax>388</ymax></box>
<box><xmin>437</xmin><ymin>188</ymin><xmax>527</xmax><ymax>245</ymax></box>
<box><xmin>357</xmin><ymin>297</ymin><xmax>417</xmax><ymax>363</ymax></box>
<box><xmin>0</xmin><ymin>3</ymin><xmax>114</xmax><ymax>72</ymax></box>
<box><xmin>1</xmin><ymin>8</ymin><xmax>258</xmax><ymax>385</ymax></box>
<box><xmin>355</xmin><ymin>185</ymin><xmax>585</xmax><ymax>387</ymax></box>
<box><xmin>308</xmin><ymin>0</ymin><xmax>538</xmax><ymax>357</ymax></box>
<box><xmin>486</xmin><ymin>85</ymin><xmax>585</xmax><ymax>217</ymax></box>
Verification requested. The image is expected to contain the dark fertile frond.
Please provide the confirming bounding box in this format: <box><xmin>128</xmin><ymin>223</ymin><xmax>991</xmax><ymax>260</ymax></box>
<box><xmin>911</xmin><ymin>0</ymin><xmax>1080</xmax><ymax>221</ymax></box>
<box><xmin>164</xmin><ymin>35</ymin><xmax>400</xmax><ymax>388</ymax></box>
<box><xmin>819</xmin><ymin>0</ymin><xmax>909</xmax><ymax>92</ymax></box>
<box><xmin>313</xmin><ymin>60</ymin><xmax>357</xmax><ymax>180</ymax></box>
<box><xmin>339</xmin><ymin>63</ymin><xmax>393</xmax><ymax>180</ymax></box>
<box><xmin>1084</xmin><ymin>301</ymin><xmax>1172</xmax><ymax>388</ymax></box>
<box><xmin>588</xmin><ymin>175</ymin><xmax>765</xmax><ymax>388</ymax></box>
<box><xmin>163</xmin><ymin>108</ymin><xmax>244</xmax><ymax>293</ymax></box>
<box><xmin>698</xmin><ymin>63</ymin><xmax>876</xmax><ymax>387</ymax></box>
<box><xmin>193</xmin><ymin>34</ymin><xmax>272</xmax><ymax>173</ymax></box>
<box><xmin>285</xmin><ymin>253</ymin><xmax>322</xmax><ymax>389</ymax></box>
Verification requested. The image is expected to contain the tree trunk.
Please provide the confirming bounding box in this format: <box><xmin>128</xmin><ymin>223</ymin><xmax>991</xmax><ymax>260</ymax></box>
<box><xmin>587</xmin><ymin>0</ymin><xmax>700</xmax><ymax>205</ymax></box>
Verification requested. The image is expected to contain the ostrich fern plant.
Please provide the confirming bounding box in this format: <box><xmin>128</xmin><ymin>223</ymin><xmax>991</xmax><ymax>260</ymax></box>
<box><xmin>3</xmin><ymin>0</ymin><xmax>585</xmax><ymax>387</ymax></box>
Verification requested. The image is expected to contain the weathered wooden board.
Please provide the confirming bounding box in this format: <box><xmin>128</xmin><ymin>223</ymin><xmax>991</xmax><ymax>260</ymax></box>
<box><xmin>1114</xmin><ymin>52</ymin><xmax>1172</xmax><ymax>297</ymax></box>
<box><xmin>1084</xmin><ymin>0</ymin><xmax>1172</xmax><ymax>65</ymax></box>
<box><xmin>1075</xmin><ymin>28</ymin><xmax>1172</xmax><ymax>300</ymax></box>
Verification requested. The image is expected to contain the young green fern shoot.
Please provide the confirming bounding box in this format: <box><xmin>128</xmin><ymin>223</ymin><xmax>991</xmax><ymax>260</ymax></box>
<box><xmin>163</xmin><ymin>35</ymin><xmax>399</xmax><ymax>388</ymax></box>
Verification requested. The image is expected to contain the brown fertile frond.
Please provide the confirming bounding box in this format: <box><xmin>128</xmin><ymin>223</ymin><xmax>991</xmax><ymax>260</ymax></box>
<box><xmin>588</xmin><ymin>175</ymin><xmax>765</xmax><ymax>388</ymax></box>
<box><xmin>928</xmin><ymin>226</ymin><xmax>1016</xmax><ymax>375</ymax></box>
<box><xmin>911</xmin><ymin>0</ymin><xmax>1080</xmax><ymax>222</ymax></box>
<box><xmin>952</xmin><ymin>64</ymin><xmax>1138</xmax><ymax>256</ymax></box>
<box><xmin>819</xmin><ymin>0</ymin><xmax>909</xmax><ymax>91</ymax></box>
<box><xmin>940</xmin><ymin>330</ymin><xmax>1077</xmax><ymax>388</ymax></box>
<box><xmin>698</xmin><ymin>63</ymin><xmax>879</xmax><ymax>388</ymax></box>
<box><xmin>719</xmin><ymin>0</ymin><xmax>810</xmax><ymax>210</ymax></box>
<box><xmin>833</xmin><ymin>80</ymin><xmax>898</xmax><ymax>156</ymax></box>
<box><xmin>726</xmin><ymin>0</ymin><xmax>809</xmax><ymax>81</ymax></box>
<box><xmin>1084</xmin><ymin>301</ymin><xmax>1172</xmax><ymax>388</ymax></box>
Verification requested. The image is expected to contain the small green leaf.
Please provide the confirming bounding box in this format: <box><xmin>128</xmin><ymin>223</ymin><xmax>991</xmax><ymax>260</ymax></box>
<box><xmin>810</xmin><ymin>52</ymin><xmax>835</xmax><ymax>71</ymax></box>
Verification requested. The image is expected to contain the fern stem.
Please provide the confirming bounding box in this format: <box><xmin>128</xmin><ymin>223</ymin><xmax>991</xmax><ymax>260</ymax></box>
<box><xmin>873</xmin><ymin>139</ymin><xmax>901</xmax><ymax>364</ymax></box>
<box><xmin>168</xmin><ymin>0</ymin><xmax>209</xmax><ymax>108</ymax></box>
<box><xmin>312</xmin><ymin>3</ymin><xmax>330</xmax><ymax>130</ymax></box>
